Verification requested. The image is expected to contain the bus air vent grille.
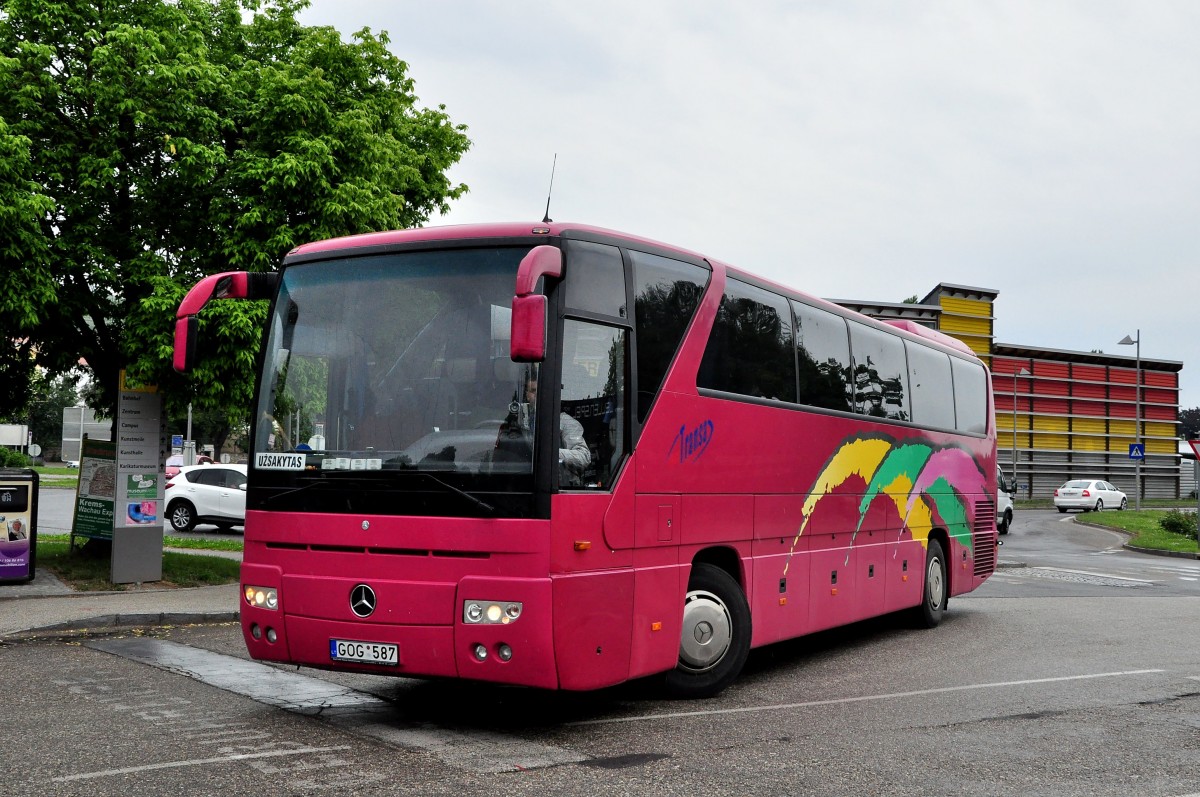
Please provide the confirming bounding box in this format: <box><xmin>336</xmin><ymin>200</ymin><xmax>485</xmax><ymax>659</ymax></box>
<box><xmin>972</xmin><ymin>500</ymin><xmax>996</xmax><ymax>576</ymax></box>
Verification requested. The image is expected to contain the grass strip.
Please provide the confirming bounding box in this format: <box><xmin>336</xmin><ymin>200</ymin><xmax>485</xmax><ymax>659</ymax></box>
<box><xmin>34</xmin><ymin>537</ymin><xmax>241</xmax><ymax>591</ymax></box>
<box><xmin>1076</xmin><ymin>510</ymin><xmax>1199</xmax><ymax>555</ymax></box>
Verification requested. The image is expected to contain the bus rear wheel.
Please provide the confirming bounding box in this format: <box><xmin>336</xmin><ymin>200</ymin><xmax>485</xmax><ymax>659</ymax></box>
<box><xmin>664</xmin><ymin>563</ymin><xmax>751</xmax><ymax>699</ymax></box>
<box><xmin>912</xmin><ymin>539</ymin><xmax>947</xmax><ymax>629</ymax></box>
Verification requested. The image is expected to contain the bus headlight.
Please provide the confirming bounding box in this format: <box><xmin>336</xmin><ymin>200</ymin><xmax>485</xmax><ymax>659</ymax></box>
<box><xmin>462</xmin><ymin>600</ymin><xmax>522</xmax><ymax>624</ymax></box>
<box><xmin>244</xmin><ymin>585</ymin><xmax>279</xmax><ymax>610</ymax></box>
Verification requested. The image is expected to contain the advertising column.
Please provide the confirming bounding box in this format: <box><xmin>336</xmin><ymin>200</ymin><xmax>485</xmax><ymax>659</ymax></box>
<box><xmin>112</xmin><ymin>371</ymin><xmax>166</xmax><ymax>584</ymax></box>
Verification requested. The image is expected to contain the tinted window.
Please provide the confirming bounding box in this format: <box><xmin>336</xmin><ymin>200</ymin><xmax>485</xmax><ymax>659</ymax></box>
<box><xmin>906</xmin><ymin>341</ymin><xmax>955</xmax><ymax>428</ymax></box>
<box><xmin>631</xmin><ymin>251</ymin><xmax>709</xmax><ymax>422</ymax></box>
<box><xmin>560</xmin><ymin>320</ymin><xmax>628</xmax><ymax>490</ymax></box>
<box><xmin>698</xmin><ymin>280</ymin><xmax>796</xmax><ymax>402</ymax></box>
<box><xmin>564</xmin><ymin>240</ymin><xmax>626</xmax><ymax>318</ymax></box>
<box><xmin>793</xmin><ymin>301</ymin><xmax>852</xmax><ymax>412</ymax></box>
<box><xmin>951</xmin><ymin>357</ymin><xmax>988</xmax><ymax>434</ymax></box>
<box><xmin>192</xmin><ymin>469</ymin><xmax>224</xmax><ymax>487</ymax></box>
<box><xmin>221</xmin><ymin>469</ymin><xmax>247</xmax><ymax>488</ymax></box>
<box><xmin>848</xmin><ymin>321</ymin><xmax>909</xmax><ymax>421</ymax></box>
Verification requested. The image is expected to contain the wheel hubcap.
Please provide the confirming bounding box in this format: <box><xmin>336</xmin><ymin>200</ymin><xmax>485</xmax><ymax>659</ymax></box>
<box><xmin>927</xmin><ymin>557</ymin><xmax>944</xmax><ymax>608</ymax></box>
<box><xmin>678</xmin><ymin>589</ymin><xmax>732</xmax><ymax>671</ymax></box>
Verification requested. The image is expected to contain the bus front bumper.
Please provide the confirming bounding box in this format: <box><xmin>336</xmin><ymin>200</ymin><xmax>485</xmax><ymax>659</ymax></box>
<box><xmin>240</xmin><ymin>569</ymin><xmax>560</xmax><ymax>689</ymax></box>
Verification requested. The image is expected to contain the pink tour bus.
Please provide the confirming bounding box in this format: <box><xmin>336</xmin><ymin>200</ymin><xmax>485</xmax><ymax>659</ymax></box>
<box><xmin>174</xmin><ymin>222</ymin><xmax>998</xmax><ymax>698</ymax></box>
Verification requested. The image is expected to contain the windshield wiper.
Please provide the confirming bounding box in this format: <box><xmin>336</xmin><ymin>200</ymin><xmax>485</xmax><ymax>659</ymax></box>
<box><xmin>263</xmin><ymin>475</ymin><xmax>377</xmax><ymax>505</ymax></box>
<box><xmin>263</xmin><ymin>471</ymin><xmax>494</xmax><ymax>515</ymax></box>
<box><xmin>418</xmin><ymin>473</ymin><xmax>495</xmax><ymax>515</ymax></box>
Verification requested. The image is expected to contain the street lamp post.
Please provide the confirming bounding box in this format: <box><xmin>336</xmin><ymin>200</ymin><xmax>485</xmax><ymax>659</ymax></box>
<box><xmin>1012</xmin><ymin>366</ymin><xmax>1030</xmax><ymax>497</ymax></box>
<box><xmin>1119</xmin><ymin>330</ymin><xmax>1141</xmax><ymax>511</ymax></box>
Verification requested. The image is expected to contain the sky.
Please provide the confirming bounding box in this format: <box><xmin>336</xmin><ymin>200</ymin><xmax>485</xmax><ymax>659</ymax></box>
<box><xmin>300</xmin><ymin>0</ymin><xmax>1200</xmax><ymax>408</ymax></box>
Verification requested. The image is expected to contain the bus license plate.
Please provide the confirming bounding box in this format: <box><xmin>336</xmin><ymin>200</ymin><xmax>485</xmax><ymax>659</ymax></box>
<box><xmin>330</xmin><ymin>639</ymin><xmax>399</xmax><ymax>666</ymax></box>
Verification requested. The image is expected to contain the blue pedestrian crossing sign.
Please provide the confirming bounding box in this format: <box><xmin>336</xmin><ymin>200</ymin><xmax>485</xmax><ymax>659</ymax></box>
<box><xmin>1129</xmin><ymin>443</ymin><xmax>1145</xmax><ymax>460</ymax></box>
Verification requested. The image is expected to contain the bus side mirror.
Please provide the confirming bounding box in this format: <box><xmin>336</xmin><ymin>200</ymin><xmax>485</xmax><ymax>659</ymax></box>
<box><xmin>509</xmin><ymin>246</ymin><xmax>562</xmax><ymax>363</ymax></box>
<box><xmin>511</xmin><ymin>294</ymin><xmax>547</xmax><ymax>362</ymax></box>
<box><xmin>173</xmin><ymin>271</ymin><xmax>278</xmax><ymax>373</ymax></box>
<box><xmin>173</xmin><ymin>316</ymin><xmax>199</xmax><ymax>373</ymax></box>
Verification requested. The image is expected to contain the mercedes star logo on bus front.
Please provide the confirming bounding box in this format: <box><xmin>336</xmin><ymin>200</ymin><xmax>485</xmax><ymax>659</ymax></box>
<box><xmin>350</xmin><ymin>584</ymin><xmax>377</xmax><ymax>618</ymax></box>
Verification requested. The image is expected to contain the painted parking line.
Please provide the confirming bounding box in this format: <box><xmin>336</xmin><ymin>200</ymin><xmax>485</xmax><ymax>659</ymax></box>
<box><xmin>89</xmin><ymin>637</ymin><xmax>586</xmax><ymax>773</ymax></box>
<box><xmin>1035</xmin><ymin>567</ymin><xmax>1155</xmax><ymax>583</ymax></box>
<box><xmin>54</xmin><ymin>745</ymin><xmax>352</xmax><ymax>783</ymax></box>
<box><xmin>569</xmin><ymin>669</ymin><xmax>1165</xmax><ymax>727</ymax></box>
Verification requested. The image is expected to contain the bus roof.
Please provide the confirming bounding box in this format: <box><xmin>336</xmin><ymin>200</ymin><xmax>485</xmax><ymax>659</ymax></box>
<box><xmin>286</xmin><ymin>221</ymin><xmax>982</xmax><ymax>363</ymax></box>
<box><xmin>286</xmin><ymin>221</ymin><xmax>708</xmax><ymax>261</ymax></box>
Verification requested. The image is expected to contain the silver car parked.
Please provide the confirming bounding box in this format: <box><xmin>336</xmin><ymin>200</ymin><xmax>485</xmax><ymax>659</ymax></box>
<box><xmin>1053</xmin><ymin>479</ymin><xmax>1127</xmax><ymax>513</ymax></box>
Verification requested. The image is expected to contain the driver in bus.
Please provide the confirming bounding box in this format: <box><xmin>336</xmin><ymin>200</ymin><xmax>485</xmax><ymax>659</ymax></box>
<box><xmin>498</xmin><ymin>371</ymin><xmax>591</xmax><ymax>482</ymax></box>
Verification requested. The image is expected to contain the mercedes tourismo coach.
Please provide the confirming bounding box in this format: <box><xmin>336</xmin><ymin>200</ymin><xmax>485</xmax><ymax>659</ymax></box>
<box><xmin>173</xmin><ymin>222</ymin><xmax>999</xmax><ymax>698</ymax></box>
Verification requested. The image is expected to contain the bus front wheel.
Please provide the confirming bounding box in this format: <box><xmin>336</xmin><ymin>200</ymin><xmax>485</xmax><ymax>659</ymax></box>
<box><xmin>665</xmin><ymin>563</ymin><xmax>751</xmax><ymax>699</ymax></box>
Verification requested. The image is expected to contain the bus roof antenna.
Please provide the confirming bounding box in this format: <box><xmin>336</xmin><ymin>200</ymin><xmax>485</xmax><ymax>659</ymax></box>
<box><xmin>542</xmin><ymin>153</ymin><xmax>557</xmax><ymax>224</ymax></box>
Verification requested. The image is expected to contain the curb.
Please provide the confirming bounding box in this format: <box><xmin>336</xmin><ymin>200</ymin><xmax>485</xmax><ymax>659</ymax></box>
<box><xmin>1121</xmin><ymin>543</ymin><xmax>1200</xmax><ymax>560</ymax></box>
<box><xmin>2</xmin><ymin>611</ymin><xmax>240</xmax><ymax>642</ymax></box>
<box><xmin>1071</xmin><ymin>516</ymin><xmax>1199</xmax><ymax>560</ymax></box>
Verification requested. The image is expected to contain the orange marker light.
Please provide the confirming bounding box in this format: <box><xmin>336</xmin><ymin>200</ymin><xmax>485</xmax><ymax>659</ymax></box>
<box><xmin>651</xmin><ymin>621</ymin><xmax>662</xmax><ymax>632</ymax></box>
<box><xmin>574</xmin><ymin>540</ymin><xmax>592</xmax><ymax>551</ymax></box>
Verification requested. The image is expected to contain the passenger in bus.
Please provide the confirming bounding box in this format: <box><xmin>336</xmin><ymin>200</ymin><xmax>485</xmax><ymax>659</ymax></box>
<box><xmin>497</xmin><ymin>373</ymin><xmax>591</xmax><ymax>482</ymax></box>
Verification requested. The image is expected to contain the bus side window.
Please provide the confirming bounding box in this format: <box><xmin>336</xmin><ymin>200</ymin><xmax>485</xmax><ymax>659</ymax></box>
<box><xmin>560</xmin><ymin>320</ymin><xmax>628</xmax><ymax>490</ymax></box>
<box><xmin>697</xmin><ymin>279</ymin><xmax>796</xmax><ymax>403</ymax></box>
<box><xmin>631</xmin><ymin>251</ymin><xmax>710</xmax><ymax>423</ymax></box>
<box><xmin>793</xmin><ymin>300</ymin><xmax>853</xmax><ymax>412</ymax></box>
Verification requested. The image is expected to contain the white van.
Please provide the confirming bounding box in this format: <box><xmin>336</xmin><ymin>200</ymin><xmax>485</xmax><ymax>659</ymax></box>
<box><xmin>996</xmin><ymin>465</ymin><xmax>1015</xmax><ymax>535</ymax></box>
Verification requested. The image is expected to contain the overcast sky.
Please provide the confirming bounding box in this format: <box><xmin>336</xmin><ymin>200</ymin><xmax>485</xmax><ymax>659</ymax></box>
<box><xmin>301</xmin><ymin>1</ymin><xmax>1200</xmax><ymax>410</ymax></box>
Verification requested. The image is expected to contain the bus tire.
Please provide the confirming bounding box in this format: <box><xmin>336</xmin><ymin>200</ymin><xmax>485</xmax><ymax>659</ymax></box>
<box><xmin>913</xmin><ymin>538</ymin><xmax>947</xmax><ymax>629</ymax></box>
<box><xmin>665</xmin><ymin>563</ymin><xmax>751</xmax><ymax>699</ymax></box>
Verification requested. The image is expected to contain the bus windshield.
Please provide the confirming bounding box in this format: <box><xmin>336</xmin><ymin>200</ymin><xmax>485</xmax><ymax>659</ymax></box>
<box><xmin>253</xmin><ymin>246</ymin><xmax>541</xmax><ymax>515</ymax></box>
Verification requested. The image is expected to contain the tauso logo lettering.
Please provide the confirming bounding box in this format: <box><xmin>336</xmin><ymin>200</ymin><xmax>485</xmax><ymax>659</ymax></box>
<box><xmin>668</xmin><ymin>419</ymin><xmax>715</xmax><ymax>464</ymax></box>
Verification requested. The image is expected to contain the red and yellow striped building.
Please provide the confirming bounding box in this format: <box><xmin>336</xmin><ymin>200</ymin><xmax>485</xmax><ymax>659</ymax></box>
<box><xmin>836</xmin><ymin>283</ymin><xmax>1183</xmax><ymax>499</ymax></box>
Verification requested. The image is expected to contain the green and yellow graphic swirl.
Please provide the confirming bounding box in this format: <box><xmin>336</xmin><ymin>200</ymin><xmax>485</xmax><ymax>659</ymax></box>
<box><xmin>784</xmin><ymin>435</ymin><xmax>986</xmax><ymax>574</ymax></box>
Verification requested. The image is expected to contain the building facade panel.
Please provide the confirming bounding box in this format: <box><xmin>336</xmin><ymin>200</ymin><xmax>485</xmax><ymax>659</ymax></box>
<box><xmin>993</xmin><ymin>346</ymin><xmax>1183</xmax><ymax>499</ymax></box>
<box><xmin>939</xmin><ymin>315</ymin><xmax>992</xmax><ymax>336</ymax></box>
<box><xmin>1074</xmin><ymin>383</ymin><xmax>1107</xmax><ymax>400</ymax></box>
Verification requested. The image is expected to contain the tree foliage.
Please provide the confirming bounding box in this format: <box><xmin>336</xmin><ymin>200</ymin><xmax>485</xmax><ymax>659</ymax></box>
<box><xmin>0</xmin><ymin>0</ymin><xmax>470</xmax><ymax>426</ymax></box>
<box><xmin>1180</xmin><ymin>407</ymin><xmax>1200</xmax><ymax>441</ymax></box>
<box><xmin>0</xmin><ymin>371</ymin><xmax>80</xmax><ymax>460</ymax></box>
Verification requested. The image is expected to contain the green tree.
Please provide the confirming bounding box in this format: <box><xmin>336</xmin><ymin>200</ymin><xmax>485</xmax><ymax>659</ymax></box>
<box><xmin>1180</xmin><ymin>407</ymin><xmax>1200</xmax><ymax>441</ymax></box>
<box><xmin>27</xmin><ymin>373</ymin><xmax>81</xmax><ymax>460</ymax></box>
<box><xmin>0</xmin><ymin>0</ymin><xmax>470</xmax><ymax>430</ymax></box>
<box><xmin>0</xmin><ymin>370</ymin><xmax>78</xmax><ymax>460</ymax></box>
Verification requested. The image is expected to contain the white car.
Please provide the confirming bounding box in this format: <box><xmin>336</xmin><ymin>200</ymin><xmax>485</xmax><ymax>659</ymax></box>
<box><xmin>1053</xmin><ymin>479</ymin><xmax>1127</xmax><ymax>513</ymax></box>
<box><xmin>165</xmin><ymin>464</ymin><xmax>248</xmax><ymax>532</ymax></box>
<box><xmin>996</xmin><ymin>466</ymin><xmax>1015</xmax><ymax>535</ymax></box>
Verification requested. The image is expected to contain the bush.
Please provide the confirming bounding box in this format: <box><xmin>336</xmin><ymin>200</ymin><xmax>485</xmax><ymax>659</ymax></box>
<box><xmin>0</xmin><ymin>447</ymin><xmax>32</xmax><ymax>468</ymax></box>
<box><xmin>1159</xmin><ymin>509</ymin><xmax>1198</xmax><ymax>540</ymax></box>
